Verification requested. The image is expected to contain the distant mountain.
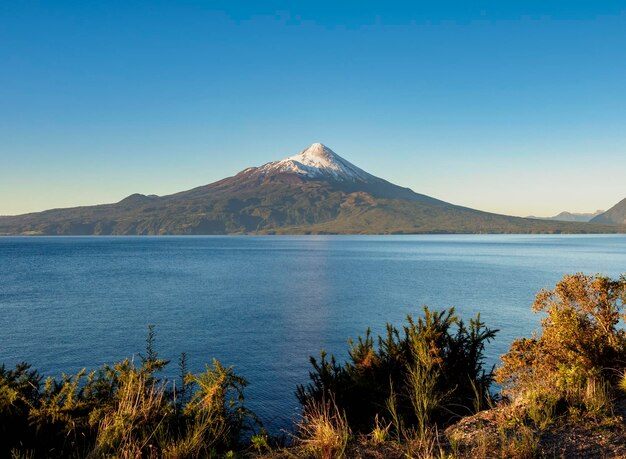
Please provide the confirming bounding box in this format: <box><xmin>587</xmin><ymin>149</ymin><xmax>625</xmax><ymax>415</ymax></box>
<box><xmin>1</xmin><ymin>143</ymin><xmax>625</xmax><ymax>235</ymax></box>
<box><xmin>591</xmin><ymin>198</ymin><xmax>626</xmax><ymax>225</ymax></box>
<box><xmin>526</xmin><ymin>210</ymin><xmax>604</xmax><ymax>222</ymax></box>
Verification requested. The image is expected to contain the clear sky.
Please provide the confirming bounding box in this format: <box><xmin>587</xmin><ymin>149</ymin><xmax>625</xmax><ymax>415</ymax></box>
<box><xmin>1</xmin><ymin>1</ymin><xmax>625</xmax><ymax>217</ymax></box>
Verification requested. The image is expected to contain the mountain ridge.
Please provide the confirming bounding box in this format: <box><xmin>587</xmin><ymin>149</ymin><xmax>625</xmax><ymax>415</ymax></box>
<box><xmin>1</xmin><ymin>143</ymin><xmax>625</xmax><ymax>235</ymax></box>
<box><xmin>526</xmin><ymin>210</ymin><xmax>604</xmax><ymax>222</ymax></box>
<box><xmin>591</xmin><ymin>198</ymin><xmax>626</xmax><ymax>225</ymax></box>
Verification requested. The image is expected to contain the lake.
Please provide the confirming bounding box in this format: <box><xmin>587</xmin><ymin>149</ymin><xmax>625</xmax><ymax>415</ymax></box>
<box><xmin>1</xmin><ymin>235</ymin><xmax>625</xmax><ymax>432</ymax></box>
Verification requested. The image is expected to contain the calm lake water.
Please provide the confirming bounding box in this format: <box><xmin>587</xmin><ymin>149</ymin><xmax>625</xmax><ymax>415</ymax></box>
<box><xmin>1</xmin><ymin>235</ymin><xmax>625</xmax><ymax>431</ymax></box>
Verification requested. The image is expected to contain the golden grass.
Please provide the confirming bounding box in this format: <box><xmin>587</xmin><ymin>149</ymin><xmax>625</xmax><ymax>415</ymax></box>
<box><xmin>90</xmin><ymin>368</ymin><xmax>168</xmax><ymax>458</ymax></box>
<box><xmin>295</xmin><ymin>395</ymin><xmax>351</xmax><ymax>459</ymax></box>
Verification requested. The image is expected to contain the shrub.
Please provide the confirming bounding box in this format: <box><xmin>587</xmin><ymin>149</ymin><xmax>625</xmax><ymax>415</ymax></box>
<box><xmin>181</xmin><ymin>359</ymin><xmax>255</xmax><ymax>452</ymax></box>
<box><xmin>495</xmin><ymin>273</ymin><xmax>626</xmax><ymax>410</ymax></box>
<box><xmin>297</xmin><ymin>306</ymin><xmax>498</xmax><ymax>433</ymax></box>
<box><xmin>0</xmin><ymin>363</ymin><xmax>42</xmax><ymax>453</ymax></box>
<box><xmin>1</xmin><ymin>327</ymin><xmax>257</xmax><ymax>458</ymax></box>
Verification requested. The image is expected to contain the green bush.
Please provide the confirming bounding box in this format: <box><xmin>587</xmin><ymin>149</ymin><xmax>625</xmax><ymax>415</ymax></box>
<box><xmin>296</xmin><ymin>306</ymin><xmax>498</xmax><ymax>434</ymax></box>
<box><xmin>0</xmin><ymin>327</ymin><xmax>257</xmax><ymax>458</ymax></box>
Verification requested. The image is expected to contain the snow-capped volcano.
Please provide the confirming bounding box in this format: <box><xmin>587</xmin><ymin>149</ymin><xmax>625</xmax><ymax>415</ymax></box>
<box><xmin>250</xmin><ymin>143</ymin><xmax>380</xmax><ymax>183</ymax></box>
<box><xmin>3</xmin><ymin>140</ymin><xmax>624</xmax><ymax>235</ymax></box>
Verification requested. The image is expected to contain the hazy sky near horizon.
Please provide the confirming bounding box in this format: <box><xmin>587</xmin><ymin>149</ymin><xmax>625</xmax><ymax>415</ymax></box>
<box><xmin>1</xmin><ymin>1</ymin><xmax>625</xmax><ymax>217</ymax></box>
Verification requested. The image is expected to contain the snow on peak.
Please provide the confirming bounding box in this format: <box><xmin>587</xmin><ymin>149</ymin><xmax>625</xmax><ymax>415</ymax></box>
<box><xmin>287</xmin><ymin>143</ymin><xmax>341</xmax><ymax>168</ymax></box>
<box><xmin>252</xmin><ymin>143</ymin><xmax>377</xmax><ymax>182</ymax></box>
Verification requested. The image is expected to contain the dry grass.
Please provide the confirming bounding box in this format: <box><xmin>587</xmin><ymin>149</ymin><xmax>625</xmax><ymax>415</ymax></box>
<box><xmin>403</xmin><ymin>426</ymin><xmax>450</xmax><ymax>459</ymax></box>
<box><xmin>90</xmin><ymin>368</ymin><xmax>168</xmax><ymax>458</ymax></box>
<box><xmin>295</xmin><ymin>395</ymin><xmax>351</xmax><ymax>459</ymax></box>
<box><xmin>447</xmin><ymin>422</ymin><xmax>540</xmax><ymax>459</ymax></box>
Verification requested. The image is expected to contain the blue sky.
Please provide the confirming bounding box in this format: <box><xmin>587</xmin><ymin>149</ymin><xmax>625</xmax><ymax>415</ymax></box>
<box><xmin>1</xmin><ymin>1</ymin><xmax>625</xmax><ymax>216</ymax></box>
